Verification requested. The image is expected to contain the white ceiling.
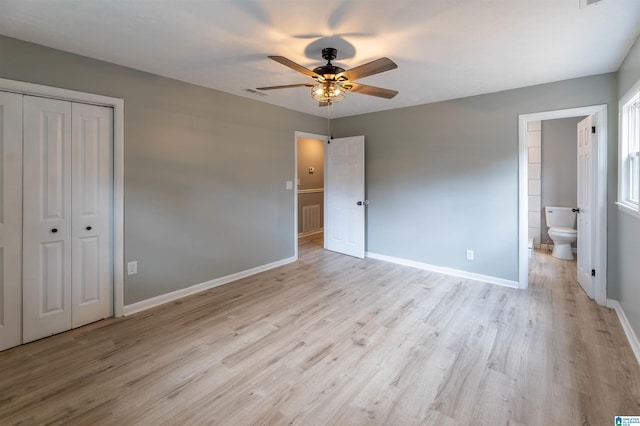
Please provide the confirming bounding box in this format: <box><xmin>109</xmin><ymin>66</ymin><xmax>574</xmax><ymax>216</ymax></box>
<box><xmin>1</xmin><ymin>0</ymin><xmax>639</xmax><ymax>118</ymax></box>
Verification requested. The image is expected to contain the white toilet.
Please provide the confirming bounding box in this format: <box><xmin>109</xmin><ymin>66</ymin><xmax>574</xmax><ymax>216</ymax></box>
<box><xmin>544</xmin><ymin>206</ymin><xmax>577</xmax><ymax>260</ymax></box>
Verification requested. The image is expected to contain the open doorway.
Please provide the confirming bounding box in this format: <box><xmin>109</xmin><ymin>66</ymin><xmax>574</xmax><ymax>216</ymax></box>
<box><xmin>294</xmin><ymin>131</ymin><xmax>367</xmax><ymax>260</ymax></box>
<box><xmin>526</xmin><ymin>117</ymin><xmax>585</xmax><ymax>253</ymax></box>
<box><xmin>294</xmin><ymin>131</ymin><xmax>328</xmax><ymax>259</ymax></box>
<box><xmin>518</xmin><ymin>105</ymin><xmax>608</xmax><ymax>305</ymax></box>
<box><xmin>524</xmin><ymin>116</ymin><xmax>586</xmax><ymax>292</ymax></box>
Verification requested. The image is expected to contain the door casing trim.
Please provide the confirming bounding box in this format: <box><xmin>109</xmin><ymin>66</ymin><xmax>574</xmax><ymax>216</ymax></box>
<box><xmin>518</xmin><ymin>104</ymin><xmax>607</xmax><ymax>305</ymax></box>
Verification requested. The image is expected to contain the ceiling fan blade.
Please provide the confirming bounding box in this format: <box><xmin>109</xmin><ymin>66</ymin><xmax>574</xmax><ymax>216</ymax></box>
<box><xmin>347</xmin><ymin>83</ymin><xmax>398</xmax><ymax>99</ymax></box>
<box><xmin>292</xmin><ymin>33</ymin><xmax>326</xmax><ymax>39</ymax></box>
<box><xmin>256</xmin><ymin>83</ymin><xmax>314</xmax><ymax>90</ymax></box>
<box><xmin>268</xmin><ymin>56</ymin><xmax>320</xmax><ymax>79</ymax></box>
<box><xmin>342</xmin><ymin>57</ymin><xmax>398</xmax><ymax>81</ymax></box>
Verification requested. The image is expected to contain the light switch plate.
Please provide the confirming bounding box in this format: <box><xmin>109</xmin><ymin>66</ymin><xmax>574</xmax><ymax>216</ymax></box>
<box><xmin>286</xmin><ymin>181</ymin><xmax>293</xmax><ymax>190</ymax></box>
<box><xmin>127</xmin><ymin>261</ymin><xmax>138</xmax><ymax>275</ymax></box>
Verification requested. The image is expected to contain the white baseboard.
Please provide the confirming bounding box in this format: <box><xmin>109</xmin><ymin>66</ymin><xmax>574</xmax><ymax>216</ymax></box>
<box><xmin>607</xmin><ymin>299</ymin><xmax>640</xmax><ymax>365</ymax></box>
<box><xmin>298</xmin><ymin>228</ymin><xmax>324</xmax><ymax>238</ymax></box>
<box><xmin>365</xmin><ymin>252</ymin><xmax>519</xmax><ymax>289</ymax></box>
<box><xmin>122</xmin><ymin>256</ymin><xmax>297</xmax><ymax>316</ymax></box>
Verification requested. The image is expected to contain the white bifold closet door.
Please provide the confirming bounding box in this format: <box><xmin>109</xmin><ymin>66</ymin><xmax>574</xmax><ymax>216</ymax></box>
<box><xmin>70</xmin><ymin>102</ymin><xmax>113</xmax><ymax>328</ymax></box>
<box><xmin>0</xmin><ymin>92</ymin><xmax>23</xmax><ymax>351</ymax></box>
<box><xmin>22</xmin><ymin>96</ymin><xmax>112</xmax><ymax>344</ymax></box>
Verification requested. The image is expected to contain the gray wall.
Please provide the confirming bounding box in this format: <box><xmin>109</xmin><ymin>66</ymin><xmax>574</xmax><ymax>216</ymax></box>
<box><xmin>615</xmin><ymin>35</ymin><xmax>640</xmax><ymax>335</ymax></box>
<box><xmin>619</xmin><ymin>36</ymin><xmax>640</xmax><ymax>99</ymax></box>
<box><xmin>540</xmin><ymin>117</ymin><xmax>582</xmax><ymax>244</ymax></box>
<box><xmin>332</xmin><ymin>74</ymin><xmax>618</xmax><ymax>282</ymax></box>
<box><xmin>0</xmin><ymin>35</ymin><xmax>327</xmax><ymax>305</ymax></box>
<box><xmin>297</xmin><ymin>137</ymin><xmax>324</xmax><ymax>234</ymax></box>
<box><xmin>2</xmin><ymin>30</ymin><xmax>634</xmax><ymax>317</ymax></box>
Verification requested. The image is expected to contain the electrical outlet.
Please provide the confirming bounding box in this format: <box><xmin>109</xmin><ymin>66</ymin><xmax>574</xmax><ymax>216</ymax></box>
<box><xmin>127</xmin><ymin>261</ymin><xmax>138</xmax><ymax>275</ymax></box>
<box><xmin>466</xmin><ymin>250</ymin><xmax>474</xmax><ymax>261</ymax></box>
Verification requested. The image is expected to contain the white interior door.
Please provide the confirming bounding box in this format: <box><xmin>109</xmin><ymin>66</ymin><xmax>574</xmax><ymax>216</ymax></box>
<box><xmin>577</xmin><ymin>116</ymin><xmax>594</xmax><ymax>298</ymax></box>
<box><xmin>326</xmin><ymin>136</ymin><xmax>365</xmax><ymax>258</ymax></box>
<box><xmin>71</xmin><ymin>103</ymin><xmax>113</xmax><ymax>327</ymax></box>
<box><xmin>0</xmin><ymin>92</ymin><xmax>23</xmax><ymax>351</ymax></box>
<box><xmin>23</xmin><ymin>96</ymin><xmax>73</xmax><ymax>343</ymax></box>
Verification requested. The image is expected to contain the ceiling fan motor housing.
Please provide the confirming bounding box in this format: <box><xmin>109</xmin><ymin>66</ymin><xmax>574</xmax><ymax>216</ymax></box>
<box><xmin>313</xmin><ymin>47</ymin><xmax>346</xmax><ymax>80</ymax></box>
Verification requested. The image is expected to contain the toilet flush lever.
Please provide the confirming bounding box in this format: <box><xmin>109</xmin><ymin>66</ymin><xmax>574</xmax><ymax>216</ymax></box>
<box><xmin>572</xmin><ymin>208</ymin><xmax>580</xmax><ymax>213</ymax></box>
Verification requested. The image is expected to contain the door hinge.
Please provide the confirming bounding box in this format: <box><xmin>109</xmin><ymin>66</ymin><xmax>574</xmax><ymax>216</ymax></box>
<box><xmin>591</xmin><ymin>269</ymin><xmax>596</xmax><ymax>277</ymax></box>
<box><xmin>591</xmin><ymin>126</ymin><xmax>596</xmax><ymax>134</ymax></box>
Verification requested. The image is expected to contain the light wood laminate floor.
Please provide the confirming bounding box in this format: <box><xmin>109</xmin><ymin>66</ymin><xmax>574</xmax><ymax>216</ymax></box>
<box><xmin>1</xmin><ymin>237</ymin><xmax>639</xmax><ymax>425</ymax></box>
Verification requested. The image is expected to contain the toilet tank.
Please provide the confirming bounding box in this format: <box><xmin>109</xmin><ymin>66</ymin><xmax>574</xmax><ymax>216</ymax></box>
<box><xmin>545</xmin><ymin>206</ymin><xmax>576</xmax><ymax>228</ymax></box>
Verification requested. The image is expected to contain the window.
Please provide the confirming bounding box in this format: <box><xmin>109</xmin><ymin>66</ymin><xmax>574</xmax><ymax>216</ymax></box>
<box><xmin>618</xmin><ymin>80</ymin><xmax>640</xmax><ymax>216</ymax></box>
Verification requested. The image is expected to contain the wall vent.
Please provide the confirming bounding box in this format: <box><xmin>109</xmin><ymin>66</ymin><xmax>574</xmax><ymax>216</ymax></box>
<box><xmin>302</xmin><ymin>205</ymin><xmax>321</xmax><ymax>233</ymax></box>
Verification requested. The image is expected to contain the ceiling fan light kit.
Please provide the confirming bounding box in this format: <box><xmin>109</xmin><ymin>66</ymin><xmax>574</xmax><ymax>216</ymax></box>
<box><xmin>257</xmin><ymin>47</ymin><xmax>398</xmax><ymax>107</ymax></box>
<box><xmin>311</xmin><ymin>81</ymin><xmax>346</xmax><ymax>104</ymax></box>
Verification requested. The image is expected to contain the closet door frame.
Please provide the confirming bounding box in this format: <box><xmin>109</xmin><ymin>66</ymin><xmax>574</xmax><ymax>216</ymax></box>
<box><xmin>0</xmin><ymin>91</ymin><xmax>23</xmax><ymax>351</ymax></box>
<box><xmin>0</xmin><ymin>78</ymin><xmax>125</xmax><ymax>317</ymax></box>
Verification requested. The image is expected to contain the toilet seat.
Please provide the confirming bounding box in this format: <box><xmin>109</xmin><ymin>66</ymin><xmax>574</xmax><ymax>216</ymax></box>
<box><xmin>550</xmin><ymin>226</ymin><xmax>576</xmax><ymax>233</ymax></box>
<box><xmin>549</xmin><ymin>226</ymin><xmax>576</xmax><ymax>236</ymax></box>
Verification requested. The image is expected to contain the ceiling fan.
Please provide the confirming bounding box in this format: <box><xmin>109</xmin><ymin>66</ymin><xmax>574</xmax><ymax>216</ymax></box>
<box><xmin>257</xmin><ymin>47</ymin><xmax>398</xmax><ymax>106</ymax></box>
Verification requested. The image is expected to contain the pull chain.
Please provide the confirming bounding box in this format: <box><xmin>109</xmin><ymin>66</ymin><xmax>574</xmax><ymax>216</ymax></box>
<box><xmin>327</xmin><ymin>102</ymin><xmax>333</xmax><ymax>139</ymax></box>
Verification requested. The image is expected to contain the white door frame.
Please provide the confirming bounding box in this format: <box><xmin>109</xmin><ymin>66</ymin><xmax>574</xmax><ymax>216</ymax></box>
<box><xmin>518</xmin><ymin>104</ymin><xmax>608</xmax><ymax>305</ymax></box>
<box><xmin>294</xmin><ymin>131</ymin><xmax>329</xmax><ymax>259</ymax></box>
<box><xmin>0</xmin><ymin>77</ymin><xmax>125</xmax><ymax>317</ymax></box>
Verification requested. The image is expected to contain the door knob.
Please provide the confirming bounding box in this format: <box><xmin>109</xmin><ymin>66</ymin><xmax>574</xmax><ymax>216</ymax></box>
<box><xmin>51</xmin><ymin>228</ymin><xmax>58</xmax><ymax>233</ymax></box>
<box><xmin>86</xmin><ymin>226</ymin><xmax>92</xmax><ymax>231</ymax></box>
<box><xmin>356</xmin><ymin>200</ymin><xmax>370</xmax><ymax>206</ymax></box>
<box><xmin>357</xmin><ymin>201</ymin><xmax>362</xmax><ymax>206</ymax></box>
<box><xmin>572</xmin><ymin>208</ymin><xmax>580</xmax><ymax>213</ymax></box>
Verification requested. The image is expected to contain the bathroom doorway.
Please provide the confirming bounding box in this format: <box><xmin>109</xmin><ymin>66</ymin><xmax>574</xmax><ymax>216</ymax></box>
<box><xmin>526</xmin><ymin>117</ymin><xmax>585</xmax><ymax>254</ymax></box>
<box><xmin>518</xmin><ymin>105</ymin><xmax>608</xmax><ymax>305</ymax></box>
<box><xmin>294</xmin><ymin>131</ymin><xmax>328</xmax><ymax>258</ymax></box>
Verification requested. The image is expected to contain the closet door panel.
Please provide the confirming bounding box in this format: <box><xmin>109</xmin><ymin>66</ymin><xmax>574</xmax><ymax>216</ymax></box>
<box><xmin>23</xmin><ymin>96</ymin><xmax>72</xmax><ymax>343</ymax></box>
<box><xmin>0</xmin><ymin>91</ymin><xmax>23</xmax><ymax>351</ymax></box>
<box><xmin>71</xmin><ymin>103</ymin><xmax>112</xmax><ymax>327</ymax></box>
